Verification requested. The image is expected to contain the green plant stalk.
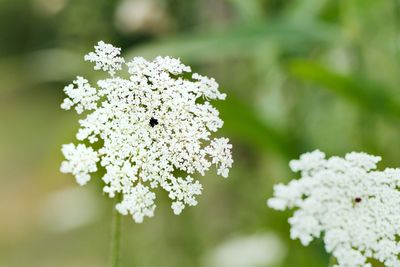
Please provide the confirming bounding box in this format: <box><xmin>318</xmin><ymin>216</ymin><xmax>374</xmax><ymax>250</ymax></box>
<box><xmin>328</xmin><ymin>255</ymin><xmax>336</xmax><ymax>267</ymax></box>
<box><xmin>110</xmin><ymin>194</ymin><xmax>122</xmax><ymax>267</ymax></box>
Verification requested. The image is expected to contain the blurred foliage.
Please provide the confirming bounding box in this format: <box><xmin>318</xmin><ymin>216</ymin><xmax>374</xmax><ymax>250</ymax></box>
<box><xmin>1</xmin><ymin>0</ymin><xmax>400</xmax><ymax>267</ymax></box>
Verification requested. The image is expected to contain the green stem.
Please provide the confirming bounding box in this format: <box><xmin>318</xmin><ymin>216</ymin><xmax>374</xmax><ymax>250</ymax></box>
<box><xmin>110</xmin><ymin>194</ymin><xmax>122</xmax><ymax>267</ymax></box>
<box><xmin>327</xmin><ymin>255</ymin><xmax>336</xmax><ymax>267</ymax></box>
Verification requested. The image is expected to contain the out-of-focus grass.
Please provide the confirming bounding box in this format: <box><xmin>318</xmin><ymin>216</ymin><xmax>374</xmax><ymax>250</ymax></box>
<box><xmin>288</xmin><ymin>60</ymin><xmax>400</xmax><ymax>119</ymax></box>
<box><xmin>0</xmin><ymin>0</ymin><xmax>398</xmax><ymax>267</ymax></box>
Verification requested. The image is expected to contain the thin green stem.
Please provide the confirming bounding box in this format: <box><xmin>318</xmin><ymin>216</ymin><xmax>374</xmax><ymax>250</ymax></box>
<box><xmin>110</xmin><ymin>194</ymin><xmax>122</xmax><ymax>267</ymax></box>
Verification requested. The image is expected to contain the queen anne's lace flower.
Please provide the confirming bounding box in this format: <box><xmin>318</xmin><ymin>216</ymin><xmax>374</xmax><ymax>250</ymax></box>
<box><xmin>268</xmin><ymin>150</ymin><xmax>400</xmax><ymax>267</ymax></box>
<box><xmin>60</xmin><ymin>41</ymin><xmax>233</xmax><ymax>223</ymax></box>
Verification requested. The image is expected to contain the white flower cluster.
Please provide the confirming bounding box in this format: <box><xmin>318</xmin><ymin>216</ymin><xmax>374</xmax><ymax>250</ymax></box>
<box><xmin>268</xmin><ymin>150</ymin><xmax>400</xmax><ymax>267</ymax></box>
<box><xmin>60</xmin><ymin>144</ymin><xmax>99</xmax><ymax>186</ymax></box>
<box><xmin>60</xmin><ymin>41</ymin><xmax>233</xmax><ymax>223</ymax></box>
<box><xmin>84</xmin><ymin>41</ymin><xmax>124</xmax><ymax>76</ymax></box>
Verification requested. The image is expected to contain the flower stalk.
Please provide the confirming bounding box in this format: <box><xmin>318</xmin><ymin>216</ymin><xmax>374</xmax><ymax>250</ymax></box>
<box><xmin>110</xmin><ymin>194</ymin><xmax>123</xmax><ymax>267</ymax></box>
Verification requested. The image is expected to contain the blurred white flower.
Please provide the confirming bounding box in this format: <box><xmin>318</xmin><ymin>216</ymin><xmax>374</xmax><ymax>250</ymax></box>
<box><xmin>60</xmin><ymin>41</ymin><xmax>233</xmax><ymax>223</ymax></box>
<box><xmin>268</xmin><ymin>150</ymin><xmax>400</xmax><ymax>267</ymax></box>
<box><xmin>38</xmin><ymin>187</ymin><xmax>100</xmax><ymax>232</ymax></box>
<box><xmin>114</xmin><ymin>0</ymin><xmax>170</xmax><ymax>35</ymax></box>
<box><xmin>32</xmin><ymin>0</ymin><xmax>67</xmax><ymax>16</ymax></box>
<box><xmin>203</xmin><ymin>233</ymin><xmax>286</xmax><ymax>267</ymax></box>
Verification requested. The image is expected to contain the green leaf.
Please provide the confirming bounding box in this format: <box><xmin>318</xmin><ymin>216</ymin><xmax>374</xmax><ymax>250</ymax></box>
<box><xmin>288</xmin><ymin>60</ymin><xmax>400</xmax><ymax>118</ymax></box>
<box><xmin>126</xmin><ymin>20</ymin><xmax>336</xmax><ymax>62</ymax></box>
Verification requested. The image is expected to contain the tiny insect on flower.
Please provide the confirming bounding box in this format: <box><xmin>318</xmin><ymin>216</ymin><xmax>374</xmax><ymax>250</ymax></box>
<box><xmin>149</xmin><ymin>117</ymin><xmax>159</xmax><ymax>127</ymax></box>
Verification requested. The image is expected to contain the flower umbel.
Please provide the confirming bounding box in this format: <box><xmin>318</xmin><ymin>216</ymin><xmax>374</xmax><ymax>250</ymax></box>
<box><xmin>268</xmin><ymin>150</ymin><xmax>400</xmax><ymax>267</ymax></box>
<box><xmin>60</xmin><ymin>41</ymin><xmax>233</xmax><ymax>223</ymax></box>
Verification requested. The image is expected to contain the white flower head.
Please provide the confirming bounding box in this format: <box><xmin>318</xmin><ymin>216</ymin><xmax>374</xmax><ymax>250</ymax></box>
<box><xmin>60</xmin><ymin>41</ymin><xmax>233</xmax><ymax>223</ymax></box>
<box><xmin>268</xmin><ymin>150</ymin><xmax>400</xmax><ymax>267</ymax></box>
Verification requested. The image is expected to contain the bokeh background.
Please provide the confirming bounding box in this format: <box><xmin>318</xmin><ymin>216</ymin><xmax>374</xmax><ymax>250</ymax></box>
<box><xmin>1</xmin><ymin>0</ymin><xmax>399</xmax><ymax>266</ymax></box>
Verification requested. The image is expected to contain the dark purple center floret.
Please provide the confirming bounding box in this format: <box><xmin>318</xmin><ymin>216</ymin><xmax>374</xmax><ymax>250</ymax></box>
<box><xmin>354</xmin><ymin>197</ymin><xmax>362</xmax><ymax>203</ymax></box>
<box><xmin>149</xmin><ymin>117</ymin><xmax>159</xmax><ymax>127</ymax></box>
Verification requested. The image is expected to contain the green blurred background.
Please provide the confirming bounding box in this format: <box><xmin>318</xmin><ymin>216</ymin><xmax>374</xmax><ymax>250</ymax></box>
<box><xmin>1</xmin><ymin>0</ymin><xmax>400</xmax><ymax>266</ymax></box>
